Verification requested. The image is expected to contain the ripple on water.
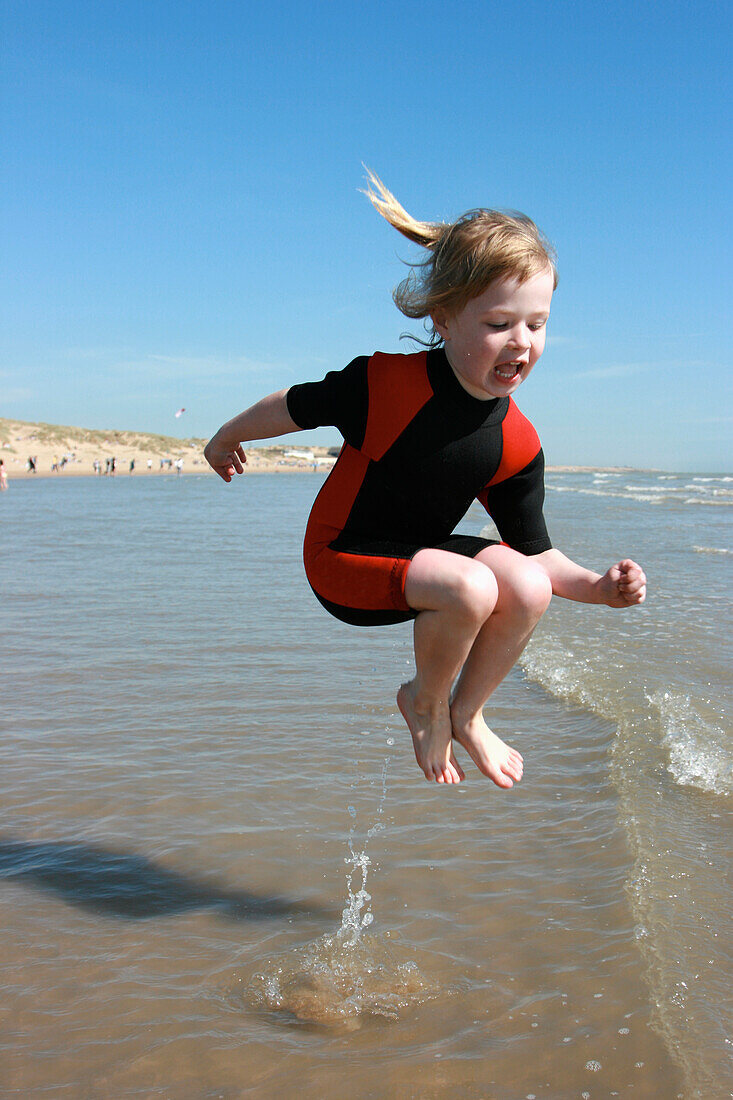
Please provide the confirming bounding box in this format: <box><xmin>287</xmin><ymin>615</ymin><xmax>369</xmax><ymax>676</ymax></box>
<box><xmin>242</xmin><ymin>928</ymin><xmax>440</xmax><ymax>1030</ymax></box>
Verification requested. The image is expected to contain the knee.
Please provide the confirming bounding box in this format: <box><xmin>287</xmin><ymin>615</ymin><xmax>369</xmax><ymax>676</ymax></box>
<box><xmin>502</xmin><ymin>563</ymin><xmax>553</xmax><ymax>623</ymax></box>
<box><xmin>450</xmin><ymin>564</ymin><xmax>498</xmax><ymax>622</ymax></box>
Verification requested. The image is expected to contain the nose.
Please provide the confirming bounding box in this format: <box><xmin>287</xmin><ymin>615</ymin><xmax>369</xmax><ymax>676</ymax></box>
<box><xmin>506</xmin><ymin>323</ymin><xmax>531</xmax><ymax>350</ymax></box>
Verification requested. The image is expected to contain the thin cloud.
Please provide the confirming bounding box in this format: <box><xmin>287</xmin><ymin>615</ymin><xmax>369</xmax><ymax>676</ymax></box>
<box><xmin>119</xmin><ymin>353</ymin><xmax>283</xmax><ymax>380</ymax></box>
<box><xmin>571</xmin><ymin>358</ymin><xmax>705</xmax><ymax>380</ymax></box>
<box><xmin>0</xmin><ymin>387</ymin><xmax>37</xmax><ymax>403</ymax></box>
<box><xmin>545</xmin><ymin>334</ymin><xmax>583</xmax><ymax>348</ymax></box>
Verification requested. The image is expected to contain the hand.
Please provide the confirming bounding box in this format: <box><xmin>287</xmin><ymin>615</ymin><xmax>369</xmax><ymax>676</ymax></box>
<box><xmin>204</xmin><ymin>434</ymin><xmax>246</xmax><ymax>483</ymax></box>
<box><xmin>597</xmin><ymin>559</ymin><xmax>647</xmax><ymax>608</ymax></box>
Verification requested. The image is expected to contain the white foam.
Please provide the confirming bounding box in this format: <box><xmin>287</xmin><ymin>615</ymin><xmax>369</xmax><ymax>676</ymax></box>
<box><xmin>546</xmin><ymin>479</ymin><xmax>732</xmax><ymax>507</ymax></box>
<box><xmin>648</xmin><ymin>691</ymin><xmax>732</xmax><ymax>796</ymax></box>
<box><xmin>693</xmin><ymin>546</ymin><xmax>732</xmax><ymax>556</ymax></box>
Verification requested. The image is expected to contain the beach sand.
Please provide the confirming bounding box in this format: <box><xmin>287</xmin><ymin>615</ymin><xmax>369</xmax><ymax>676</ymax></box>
<box><xmin>0</xmin><ymin>417</ymin><xmax>337</xmax><ymax>479</ymax></box>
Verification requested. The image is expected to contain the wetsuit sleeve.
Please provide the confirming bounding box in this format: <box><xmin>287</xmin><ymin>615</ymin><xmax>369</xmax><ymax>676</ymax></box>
<box><xmin>286</xmin><ymin>356</ymin><xmax>369</xmax><ymax>447</ymax></box>
<box><xmin>479</xmin><ymin>449</ymin><xmax>552</xmax><ymax>555</ymax></box>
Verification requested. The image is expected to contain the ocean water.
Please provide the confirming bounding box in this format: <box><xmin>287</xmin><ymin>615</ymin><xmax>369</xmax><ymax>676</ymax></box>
<box><xmin>0</xmin><ymin>468</ymin><xmax>730</xmax><ymax>1099</ymax></box>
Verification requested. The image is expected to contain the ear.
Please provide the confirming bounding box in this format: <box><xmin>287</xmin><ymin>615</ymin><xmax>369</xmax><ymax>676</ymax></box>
<box><xmin>431</xmin><ymin>311</ymin><xmax>451</xmax><ymax>341</ymax></box>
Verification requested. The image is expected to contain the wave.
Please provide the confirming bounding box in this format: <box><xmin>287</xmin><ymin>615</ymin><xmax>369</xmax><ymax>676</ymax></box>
<box><xmin>520</xmin><ymin>627</ymin><xmax>733</xmax><ymax>1094</ymax></box>
<box><xmin>546</xmin><ymin>485</ymin><xmax>668</xmax><ymax>504</ymax></box>
<box><xmin>647</xmin><ymin>691</ymin><xmax>732</xmax><ymax>796</ymax></box>
<box><xmin>545</xmin><ymin>484</ymin><xmax>732</xmax><ymax>507</ymax></box>
<box><xmin>520</xmin><ymin>634</ymin><xmax>731</xmax><ymax>798</ymax></box>
<box><xmin>693</xmin><ymin>545</ymin><xmax>732</xmax><ymax>555</ymax></box>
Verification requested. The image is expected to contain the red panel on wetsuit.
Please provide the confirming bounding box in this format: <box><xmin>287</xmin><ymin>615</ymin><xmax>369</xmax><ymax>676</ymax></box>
<box><xmin>486</xmin><ymin>399</ymin><xmax>541</xmax><ymax>486</ymax></box>
<box><xmin>305</xmin><ymin>543</ymin><xmax>411</xmax><ymax>611</ymax></box>
<box><xmin>303</xmin><ymin>442</ymin><xmax>411</xmax><ymax>611</ymax></box>
<box><xmin>302</xmin><ymin>353</ymin><xmax>434</xmax><ymax>615</ymax></box>
<box><xmin>306</xmin><ymin>443</ymin><xmax>370</xmax><ymax>534</ymax></box>
<box><xmin>361</xmin><ymin>352</ymin><xmax>434</xmax><ymax>461</ymax></box>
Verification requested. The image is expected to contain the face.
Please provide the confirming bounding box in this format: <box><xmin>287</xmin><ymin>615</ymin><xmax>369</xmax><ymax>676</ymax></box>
<box><xmin>432</xmin><ymin>268</ymin><xmax>554</xmax><ymax>400</ymax></box>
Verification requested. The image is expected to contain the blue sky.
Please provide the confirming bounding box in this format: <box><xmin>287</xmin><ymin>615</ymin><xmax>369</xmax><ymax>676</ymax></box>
<box><xmin>2</xmin><ymin>0</ymin><xmax>731</xmax><ymax>470</ymax></box>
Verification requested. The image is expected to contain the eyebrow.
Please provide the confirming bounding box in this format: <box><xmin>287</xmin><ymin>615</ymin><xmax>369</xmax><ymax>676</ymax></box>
<box><xmin>483</xmin><ymin>309</ymin><xmax>550</xmax><ymax>318</ymax></box>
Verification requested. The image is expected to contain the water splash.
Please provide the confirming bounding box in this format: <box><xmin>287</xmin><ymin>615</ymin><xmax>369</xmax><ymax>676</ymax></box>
<box><xmin>247</xmin><ymin>756</ymin><xmax>438</xmax><ymax>1028</ymax></box>
<box><xmin>648</xmin><ymin>690</ymin><xmax>732</xmax><ymax>796</ymax></box>
<box><xmin>339</xmin><ymin>755</ymin><xmax>389</xmax><ymax>944</ymax></box>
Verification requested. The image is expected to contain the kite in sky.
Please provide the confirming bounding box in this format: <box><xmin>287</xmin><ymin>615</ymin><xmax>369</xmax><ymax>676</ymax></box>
<box><xmin>174</xmin><ymin>408</ymin><xmax>186</xmax><ymax>418</ymax></box>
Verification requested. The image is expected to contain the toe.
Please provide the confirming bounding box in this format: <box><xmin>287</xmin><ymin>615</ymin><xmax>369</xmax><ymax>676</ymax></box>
<box><xmin>450</xmin><ymin>753</ymin><xmax>466</xmax><ymax>782</ymax></box>
<box><xmin>490</xmin><ymin>761</ymin><xmax>514</xmax><ymax>787</ymax></box>
<box><xmin>504</xmin><ymin>759</ymin><xmax>522</xmax><ymax>782</ymax></box>
<box><xmin>445</xmin><ymin>760</ymin><xmax>462</xmax><ymax>783</ymax></box>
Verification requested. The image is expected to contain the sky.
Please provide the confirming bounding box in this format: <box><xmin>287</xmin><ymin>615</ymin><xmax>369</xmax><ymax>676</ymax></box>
<box><xmin>1</xmin><ymin>0</ymin><xmax>731</xmax><ymax>471</ymax></box>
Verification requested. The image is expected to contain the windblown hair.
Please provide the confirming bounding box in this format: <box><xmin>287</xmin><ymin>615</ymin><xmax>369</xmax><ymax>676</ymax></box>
<box><xmin>363</xmin><ymin>169</ymin><xmax>557</xmax><ymax>347</ymax></box>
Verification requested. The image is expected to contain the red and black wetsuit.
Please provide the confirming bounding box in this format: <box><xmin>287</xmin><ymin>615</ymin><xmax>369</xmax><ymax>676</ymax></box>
<box><xmin>286</xmin><ymin>348</ymin><xmax>552</xmax><ymax>626</ymax></box>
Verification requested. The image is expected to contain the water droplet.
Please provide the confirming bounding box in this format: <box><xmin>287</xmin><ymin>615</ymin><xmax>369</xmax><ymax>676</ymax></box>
<box><xmin>386</xmin><ymin>737</ymin><xmax>395</xmax><ymax>746</ymax></box>
<box><xmin>347</xmin><ymin>805</ymin><xmax>356</xmax><ymax>817</ymax></box>
<box><xmin>585</xmin><ymin>1060</ymin><xmax>602</xmax><ymax>1072</ymax></box>
<box><xmin>360</xmin><ymin>729</ymin><xmax>370</xmax><ymax>736</ymax></box>
<box><xmin>618</xmin><ymin>1027</ymin><xmax>630</xmax><ymax>1035</ymax></box>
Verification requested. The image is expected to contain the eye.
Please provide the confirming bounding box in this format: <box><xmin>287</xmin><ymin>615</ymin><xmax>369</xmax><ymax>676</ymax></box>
<box><xmin>528</xmin><ymin>321</ymin><xmax>547</xmax><ymax>331</ymax></box>
<box><xmin>486</xmin><ymin>322</ymin><xmax>508</xmax><ymax>331</ymax></box>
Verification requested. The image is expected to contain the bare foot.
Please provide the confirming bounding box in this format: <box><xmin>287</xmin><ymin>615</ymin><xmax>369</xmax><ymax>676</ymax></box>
<box><xmin>397</xmin><ymin>683</ymin><xmax>466</xmax><ymax>784</ymax></box>
<box><xmin>450</xmin><ymin>708</ymin><xmax>523</xmax><ymax>788</ymax></box>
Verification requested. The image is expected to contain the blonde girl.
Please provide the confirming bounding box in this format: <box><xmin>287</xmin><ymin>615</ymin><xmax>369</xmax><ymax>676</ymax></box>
<box><xmin>205</xmin><ymin>172</ymin><xmax>646</xmax><ymax>785</ymax></box>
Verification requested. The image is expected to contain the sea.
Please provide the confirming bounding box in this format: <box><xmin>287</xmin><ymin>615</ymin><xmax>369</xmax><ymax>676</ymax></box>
<box><xmin>0</xmin><ymin>466</ymin><xmax>731</xmax><ymax>1100</ymax></box>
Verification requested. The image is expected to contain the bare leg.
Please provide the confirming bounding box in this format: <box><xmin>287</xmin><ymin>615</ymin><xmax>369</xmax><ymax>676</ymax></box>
<box><xmin>450</xmin><ymin>545</ymin><xmax>552</xmax><ymax>787</ymax></box>
<box><xmin>399</xmin><ymin>549</ymin><xmax>499</xmax><ymax>783</ymax></box>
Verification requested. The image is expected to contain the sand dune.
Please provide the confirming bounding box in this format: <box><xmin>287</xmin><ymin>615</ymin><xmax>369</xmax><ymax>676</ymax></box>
<box><xmin>0</xmin><ymin>417</ymin><xmax>337</xmax><ymax>479</ymax></box>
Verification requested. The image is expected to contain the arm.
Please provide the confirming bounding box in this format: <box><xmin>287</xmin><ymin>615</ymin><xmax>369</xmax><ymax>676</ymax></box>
<box><xmin>204</xmin><ymin>389</ymin><xmax>301</xmax><ymax>482</ymax></box>
<box><xmin>535</xmin><ymin>548</ymin><xmax>647</xmax><ymax>608</ymax></box>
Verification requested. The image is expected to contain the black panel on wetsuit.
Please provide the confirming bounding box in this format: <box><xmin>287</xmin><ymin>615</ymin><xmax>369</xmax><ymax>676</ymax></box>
<box><xmin>286</xmin><ymin>355</ymin><xmax>369</xmax><ymax>449</ymax></box>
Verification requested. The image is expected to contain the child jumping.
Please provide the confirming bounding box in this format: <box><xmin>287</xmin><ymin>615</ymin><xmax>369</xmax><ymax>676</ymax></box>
<box><xmin>205</xmin><ymin>172</ymin><xmax>646</xmax><ymax>787</ymax></box>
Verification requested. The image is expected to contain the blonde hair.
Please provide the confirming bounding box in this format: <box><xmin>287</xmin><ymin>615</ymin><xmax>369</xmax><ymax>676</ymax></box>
<box><xmin>363</xmin><ymin>169</ymin><xmax>557</xmax><ymax>346</ymax></box>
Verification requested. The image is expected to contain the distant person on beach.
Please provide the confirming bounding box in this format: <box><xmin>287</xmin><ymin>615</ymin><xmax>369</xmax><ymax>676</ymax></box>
<box><xmin>205</xmin><ymin>171</ymin><xmax>646</xmax><ymax>786</ymax></box>
<box><xmin>130</xmin><ymin>459</ymin><xmax>135</xmax><ymax>474</ymax></box>
<box><xmin>0</xmin><ymin>459</ymin><xmax>7</xmax><ymax>491</ymax></box>
<box><xmin>27</xmin><ymin>456</ymin><xmax>36</xmax><ymax>474</ymax></box>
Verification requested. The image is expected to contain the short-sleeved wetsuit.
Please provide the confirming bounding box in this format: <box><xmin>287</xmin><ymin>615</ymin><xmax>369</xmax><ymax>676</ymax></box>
<box><xmin>286</xmin><ymin>347</ymin><xmax>552</xmax><ymax>627</ymax></box>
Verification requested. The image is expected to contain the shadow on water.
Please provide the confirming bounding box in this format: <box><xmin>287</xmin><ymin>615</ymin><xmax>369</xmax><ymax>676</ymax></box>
<box><xmin>0</xmin><ymin>836</ymin><xmax>334</xmax><ymax>922</ymax></box>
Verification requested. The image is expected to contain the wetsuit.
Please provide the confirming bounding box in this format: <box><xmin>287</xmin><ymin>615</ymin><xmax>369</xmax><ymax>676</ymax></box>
<box><xmin>286</xmin><ymin>348</ymin><xmax>552</xmax><ymax>626</ymax></box>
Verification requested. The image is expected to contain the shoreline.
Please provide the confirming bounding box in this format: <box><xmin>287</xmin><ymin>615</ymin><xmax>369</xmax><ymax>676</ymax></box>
<box><xmin>5</xmin><ymin>461</ymin><xmax>639</xmax><ymax>482</ymax></box>
<box><xmin>1</xmin><ymin>415</ymin><xmax>646</xmax><ymax>482</ymax></box>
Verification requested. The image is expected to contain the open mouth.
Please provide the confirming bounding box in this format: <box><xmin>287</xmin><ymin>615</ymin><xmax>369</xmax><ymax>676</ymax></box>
<box><xmin>494</xmin><ymin>361</ymin><xmax>525</xmax><ymax>381</ymax></box>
